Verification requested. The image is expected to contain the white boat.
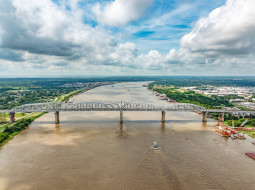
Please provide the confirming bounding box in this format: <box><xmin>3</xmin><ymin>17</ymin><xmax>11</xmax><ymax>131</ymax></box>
<box><xmin>231</xmin><ymin>134</ymin><xmax>237</xmax><ymax>139</ymax></box>
<box><xmin>153</xmin><ymin>142</ymin><xmax>159</xmax><ymax>150</ymax></box>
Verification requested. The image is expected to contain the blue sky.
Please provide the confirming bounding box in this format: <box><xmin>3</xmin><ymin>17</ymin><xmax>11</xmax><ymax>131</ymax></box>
<box><xmin>90</xmin><ymin>0</ymin><xmax>226</xmax><ymax>53</ymax></box>
<box><xmin>0</xmin><ymin>0</ymin><xmax>255</xmax><ymax>76</ymax></box>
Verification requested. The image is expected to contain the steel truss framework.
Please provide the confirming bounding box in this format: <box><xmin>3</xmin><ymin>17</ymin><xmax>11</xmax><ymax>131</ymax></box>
<box><xmin>9</xmin><ymin>101</ymin><xmax>255</xmax><ymax>115</ymax></box>
<box><xmin>10</xmin><ymin>101</ymin><xmax>208</xmax><ymax>113</ymax></box>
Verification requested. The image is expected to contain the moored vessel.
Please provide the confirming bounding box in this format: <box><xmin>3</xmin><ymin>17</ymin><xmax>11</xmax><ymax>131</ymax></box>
<box><xmin>245</xmin><ymin>152</ymin><xmax>255</xmax><ymax>160</ymax></box>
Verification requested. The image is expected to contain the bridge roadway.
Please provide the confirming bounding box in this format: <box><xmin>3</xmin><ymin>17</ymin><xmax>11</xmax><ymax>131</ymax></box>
<box><xmin>3</xmin><ymin>101</ymin><xmax>255</xmax><ymax>124</ymax></box>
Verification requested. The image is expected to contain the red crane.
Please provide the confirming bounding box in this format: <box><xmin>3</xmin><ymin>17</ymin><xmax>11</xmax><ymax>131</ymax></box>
<box><xmin>235</xmin><ymin>115</ymin><xmax>252</xmax><ymax>131</ymax></box>
<box><xmin>216</xmin><ymin>112</ymin><xmax>224</xmax><ymax>126</ymax></box>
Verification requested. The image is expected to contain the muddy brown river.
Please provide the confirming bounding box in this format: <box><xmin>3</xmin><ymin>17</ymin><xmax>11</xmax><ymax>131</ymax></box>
<box><xmin>0</xmin><ymin>82</ymin><xmax>254</xmax><ymax>190</ymax></box>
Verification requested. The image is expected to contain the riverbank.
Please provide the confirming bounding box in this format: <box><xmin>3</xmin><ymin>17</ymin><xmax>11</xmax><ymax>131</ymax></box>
<box><xmin>147</xmin><ymin>83</ymin><xmax>255</xmax><ymax>138</ymax></box>
<box><xmin>0</xmin><ymin>112</ymin><xmax>45</xmax><ymax>147</ymax></box>
<box><xmin>0</xmin><ymin>89</ymin><xmax>82</xmax><ymax>147</ymax></box>
<box><xmin>222</xmin><ymin>120</ymin><xmax>255</xmax><ymax>138</ymax></box>
<box><xmin>56</xmin><ymin>89</ymin><xmax>83</xmax><ymax>102</ymax></box>
<box><xmin>0</xmin><ymin>83</ymin><xmax>113</xmax><ymax>147</ymax></box>
<box><xmin>148</xmin><ymin>83</ymin><xmax>233</xmax><ymax>109</ymax></box>
<box><xmin>0</xmin><ymin>112</ymin><xmax>35</xmax><ymax>131</ymax></box>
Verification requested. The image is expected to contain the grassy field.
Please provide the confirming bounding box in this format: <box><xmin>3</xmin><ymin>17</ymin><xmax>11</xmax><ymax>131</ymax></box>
<box><xmin>61</xmin><ymin>89</ymin><xmax>83</xmax><ymax>102</ymax></box>
<box><xmin>241</xmin><ymin>130</ymin><xmax>255</xmax><ymax>138</ymax></box>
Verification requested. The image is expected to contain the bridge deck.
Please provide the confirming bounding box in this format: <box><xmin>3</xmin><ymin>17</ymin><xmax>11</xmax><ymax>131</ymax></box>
<box><xmin>4</xmin><ymin>101</ymin><xmax>254</xmax><ymax>114</ymax></box>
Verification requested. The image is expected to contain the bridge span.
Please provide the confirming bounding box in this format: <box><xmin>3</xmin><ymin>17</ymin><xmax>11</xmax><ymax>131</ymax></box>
<box><xmin>5</xmin><ymin>101</ymin><xmax>255</xmax><ymax>124</ymax></box>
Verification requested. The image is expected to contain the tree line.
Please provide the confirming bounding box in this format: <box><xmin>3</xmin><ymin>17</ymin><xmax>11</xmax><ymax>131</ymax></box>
<box><xmin>0</xmin><ymin>113</ymin><xmax>45</xmax><ymax>146</ymax></box>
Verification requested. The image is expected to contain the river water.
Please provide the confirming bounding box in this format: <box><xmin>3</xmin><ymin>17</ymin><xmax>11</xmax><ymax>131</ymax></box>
<box><xmin>0</xmin><ymin>82</ymin><xmax>254</xmax><ymax>190</ymax></box>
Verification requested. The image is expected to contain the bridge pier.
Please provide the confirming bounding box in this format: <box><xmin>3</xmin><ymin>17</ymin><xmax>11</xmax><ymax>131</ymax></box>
<box><xmin>54</xmin><ymin>111</ymin><xmax>59</xmax><ymax>124</ymax></box>
<box><xmin>9</xmin><ymin>112</ymin><xmax>15</xmax><ymax>123</ymax></box>
<box><xmin>202</xmin><ymin>112</ymin><xmax>207</xmax><ymax>122</ymax></box>
<box><xmin>161</xmin><ymin>111</ymin><xmax>166</xmax><ymax>123</ymax></box>
<box><xmin>229</xmin><ymin>113</ymin><xmax>233</xmax><ymax>120</ymax></box>
<box><xmin>120</xmin><ymin>110</ymin><xmax>123</xmax><ymax>124</ymax></box>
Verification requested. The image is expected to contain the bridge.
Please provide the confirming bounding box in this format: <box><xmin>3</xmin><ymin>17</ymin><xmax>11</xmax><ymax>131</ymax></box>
<box><xmin>4</xmin><ymin>101</ymin><xmax>255</xmax><ymax>124</ymax></box>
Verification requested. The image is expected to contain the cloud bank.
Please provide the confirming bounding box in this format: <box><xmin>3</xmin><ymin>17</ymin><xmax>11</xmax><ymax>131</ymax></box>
<box><xmin>0</xmin><ymin>0</ymin><xmax>255</xmax><ymax>76</ymax></box>
<box><xmin>166</xmin><ymin>0</ymin><xmax>255</xmax><ymax>74</ymax></box>
<box><xmin>180</xmin><ymin>0</ymin><xmax>255</xmax><ymax>56</ymax></box>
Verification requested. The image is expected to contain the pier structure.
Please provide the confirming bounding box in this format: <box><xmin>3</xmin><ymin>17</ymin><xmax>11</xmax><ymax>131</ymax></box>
<box><xmin>55</xmin><ymin>111</ymin><xmax>60</xmax><ymax>124</ymax></box>
<box><xmin>202</xmin><ymin>112</ymin><xmax>208</xmax><ymax>122</ymax></box>
<box><xmin>161</xmin><ymin>111</ymin><xmax>166</xmax><ymax>123</ymax></box>
<box><xmin>9</xmin><ymin>112</ymin><xmax>15</xmax><ymax>123</ymax></box>
<box><xmin>229</xmin><ymin>113</ymin><xmax>233</xmax><ymax>120</ymax></box>
<box><xmin>120</xmin><ymin>110</ymin><xmax>123</xmax><ymax>124</ymax></box>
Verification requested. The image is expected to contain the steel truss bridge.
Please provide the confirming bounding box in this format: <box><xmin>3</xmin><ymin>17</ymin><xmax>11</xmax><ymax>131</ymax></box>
<box><xmin>5</xmin><ymin>101</ymin><xmax>255</xmax><ymax>124</ymax></box>
<box><xmin>10</xmin><ymin>101</ymin><xmax>206</xmax><ymax>112</ymax></box>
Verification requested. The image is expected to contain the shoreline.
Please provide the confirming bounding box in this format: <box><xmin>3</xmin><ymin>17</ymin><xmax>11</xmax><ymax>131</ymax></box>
<box><xmin>147</xmin><ymin>85</ymin><xmax>255</xmax><ymax>139</ymax></box>
<box><xmin>0</xmin><ymin>82</ymin><xmax>116</xmax><ymax>147</ymax></box>
<box><xmin>0</xmin><ymin>112</ymin><xmax>45</xmax><ymax>147</ymax></box>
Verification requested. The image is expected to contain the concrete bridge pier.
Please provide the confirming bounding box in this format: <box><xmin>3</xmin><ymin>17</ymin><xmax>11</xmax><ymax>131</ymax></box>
<box><xmin>54</xmin><ymin>111</ymin><xmax>60</xmax><ymax>124</ymax></box>
<box><xmin>120</xmin><ymin>110</ymin><xmax>123</xmax><ymax>124</ymax></box>
<box><xmin>161</xmin><ymin>111</ymin><xmax>166</xmax><ymax>123</ymax></box>
<box><xmin>202</xmin><ymin>112</ymin><xmax>207</xmax><ymax>122</ymax></box>
<box><xmin>229</xmin><ymin>113</ymin><xmax>233</xmax><ymax>120</ymax></box>
<box><xmin>9</xmin><ymin>112</ymin><xmax>15</xmax><ymax>123</ymax></box>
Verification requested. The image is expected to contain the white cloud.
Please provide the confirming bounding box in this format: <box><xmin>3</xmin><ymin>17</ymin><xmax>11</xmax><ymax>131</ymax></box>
<box><xmin>110</xmin><ymin>43</ymin><xmax>137</xmax><ymax>66</ymax></box>
<box><xmin>92</xmin><ymin>0</ymin><xmax>153</xmax><ymax>27</ymax></box>
<box><xmin>180</xmin><ymin>0</ymin><xmax>255</xmax><ymax>56</ymax></box>
<box><xmin>0</xmin><ymin>0</ymin><xmax>165</xmax><ymax>74</ymax></box>
<box><xmin>1</xmin><ymin>0</ymin><xmax>255</xmax><ymax>76</ymax></box>
<box><xmin>0</xmin><ymin>0</ymin><xmax>116</xmax><ymax>60</ymax></box>
<box><xmin>156</xmin><ymin>0</ymin><xmax>255</xmax><ymax>75</ymax></box>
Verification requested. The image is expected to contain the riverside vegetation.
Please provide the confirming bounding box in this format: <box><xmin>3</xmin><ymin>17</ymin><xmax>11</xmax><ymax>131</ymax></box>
<box><xmin>0</xmin><ymin>77</ymin><xmax>158</xmax><ymax>110</ymax></box>
<box><xmin>0</xmin><ymin>79</ymin><xmax>81</xmax><ymax>110</ymax></box>
<box><xmin>149</xmin><ymin>81</ymin><xmax>255</xmax><ymax>137</ymax></box>
<box><xmin>148</xmin><ymin>82</ymin><xmax>234</xmax><ymax>109</ymax></box>
<box><xmin>0</xmin><ymin>113</ymin><xmax>45</xmax><ymax>146</ymax></box>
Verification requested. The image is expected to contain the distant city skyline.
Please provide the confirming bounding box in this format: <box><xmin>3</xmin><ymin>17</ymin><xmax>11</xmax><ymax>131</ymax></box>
<box><xmin>0</xmin><ymin>0</ymin><xmax>255</xmax><ymax>76</ymax></box>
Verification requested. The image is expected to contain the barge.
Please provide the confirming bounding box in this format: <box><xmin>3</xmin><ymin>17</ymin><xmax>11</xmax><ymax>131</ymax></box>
<box><xmin>214</xmin><ymin>125</ymin><xmax>246</xmax><ymax>139</ymax></box>
<box><xmin>214</xmin><ymin>126</ymin><xmax>232</xmax><ymax>137</ymax></box>
<box><xmin>245</xmin><ymin>152</ymin><xmax>255</xmax><ymax>160</ymax></box>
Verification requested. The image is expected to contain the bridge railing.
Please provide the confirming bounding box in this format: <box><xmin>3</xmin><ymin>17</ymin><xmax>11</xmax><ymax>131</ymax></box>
<box><xmin>9</xmin><ymin>101</ymin><xmax>255</xmax><ymax>114</ymax></box>
<box><xmin>10</xmin><ymin>101</ymin><xmax>207</xmax><ymax>112</ymax></box>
